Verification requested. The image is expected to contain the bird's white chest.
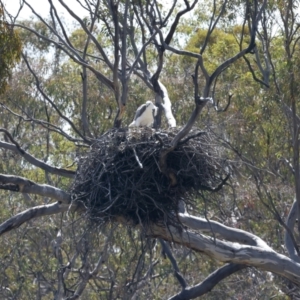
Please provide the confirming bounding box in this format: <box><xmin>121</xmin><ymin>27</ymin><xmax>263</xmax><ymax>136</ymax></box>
<box><xmin>136</xmin><ymin>108</ymin><xmax>154</xmax><ymax>126</ymax></box>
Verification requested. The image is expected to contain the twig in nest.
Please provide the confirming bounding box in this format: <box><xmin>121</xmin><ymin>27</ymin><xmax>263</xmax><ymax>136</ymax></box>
<box><xmin>154</xmin><ymin>133</ymin><xmax>164</xmax><ymax>146</ymax></box>
<box><xmin>179</xmin><ymin>131</ymin><xmax>206</xmax><ymax>145</ymax></box>
<box><xmin>71</xmin><ymin>128</ymin><xmax>228</xmax><ymax>226</ymax></box>
<box><xmin>133</xmin><ymin>147</ymin><xmax>143</xmax><ymax>169</ymax></box>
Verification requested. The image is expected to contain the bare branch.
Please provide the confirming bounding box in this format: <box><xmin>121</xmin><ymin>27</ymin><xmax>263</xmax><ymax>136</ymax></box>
<box><xmin>159</xmin><ymin>239</ymin><xmax>187</xmax><ymax>289</ymax></box>
<box><xmin>0</xmin><ymin>102</ymin><xmax>85</xmax><ymax>143</ymax></box>
<box><xmin>127</xmin><ymin>30</ymin><xmax>159</xmax><ymax>78</ymax></box>
<box><xmin>67</xmin><ymin>230</ymin><xmax>112</xmax><ymax>299</ymax></box>
<box><xmin>255</xmin><ymin>179</ymin><xmax>300</xmax><ymax>257</ymax></box>
<box><xmin>164</xmin><ymin>0</ymin><xmax>198</xmax><ymax>45</ymax></box>
<box><xmin>214</xmin><ymin>94</ymin><xmax>232</xmax><ymax>113</ymax></box>
<box><xmin>170</xmin><ymin>98</ymin><xmax>212</xmax><ymax>148</ymax></box>
<box><xmin>243</xmin><ymin>54</ymin><xmax>269</xmax><ymax>88</ymax></box>
<box><xmin>179</xmin><ymin>214</ymin><xmax>272</xmax><ymax>250</ymax></box>
<box><xmin>285</xmin><ymin>200</ymin><xmax>300</xmax><ymax>263</ymax></box>
<box><xmin>79</xmin><ymin>0</ymin><xmax>101</xmax><ymax>138</ymax></box>
<box><xmin>200</xmin><ymin>0</ymin><xmax>228</xmax><ymax>55</ymax></box>
<box><xmin>169</xmin><ymin>263</ymin><xmax>246</xmax><ymax>300</ymax></box>
<box><xmin>110</xmin><ymin>0</ymin><xmax>123</xmax><ymax>128</ymax></box>
<box><xmin>23</xmin><ymin>0</ymin><xmax>83</xmax><ymax>61</ymax></box>
<box><xmin>162</xmin><ymin>43</ymin><xmax>202</xmax><ymax>59</ymax></box>
<box><xmin>22</xmin><ymin>53</ymin><xmax>92</xmax><ymax>144</ymax></box>
<box><xmin>120</xmin><ymin>0</ymin><xmax>130</xmax><ymax>107</ymax></box>
<box><xmin>209</xmin><ymin>0</ymin><xmax>267</xmax><ymax>86</ymax></box>
<box><xmin>57</xmin><ymin>0</ymin><xmax>114</xmax><ymax>70</ymax></box>
<box><xmin>0</xmin><ymin>174</ymin><xmax>71</xmax><ymax>203</ymax></box>
<box><xmin>0</xmin><ymin>130</ymin><xmax>75</xmax><ymax>178</ymax></box>
<box><xmin>130</xmin><ymin>258</ymin><xmax>159</xmax><ymax>300</ymax></box>
<box><xmin>0</xmin><ymin>202</ymin><xmax>69</xmax><ymax>236</ymax></box>
<box><xmin>167</xmin><ymin>0</ymin><xmax>266</xmax><ymax>149</ymax></box>
<box><xmin>48</xmin><ymin>0</ymin><xmax>74</xmax><ymax>49</ymax></box>
<box><xmin>150</xmin><ymin>224</ymin><xmax>300</xmax><ymax>285</ymax></box>
<box><xmin>90</xmin><ymin>233</ymin><xmax>111</xmax><ymax>276</ymax></box>
<box><xmin>14</xmin><ymin>23</ymin><xmax>114</xmax><ymax>90</ymax></box>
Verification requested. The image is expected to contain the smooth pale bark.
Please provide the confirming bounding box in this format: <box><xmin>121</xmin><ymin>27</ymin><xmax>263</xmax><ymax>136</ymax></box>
<box><xmin>150</xmin><ymin>223</ymin><xmax>300</xmax><ymax>285</ymax></box>
<box><xmin>179</xmin><ymin>214</ymin><xmax>272</xmax><ymax>250</ymax></box>
<box><xmin>284</xmin><ymin>200</ymin><xmax>300</xmax><ymax>263</ymax></box>
<box><xmin>0</xmin><ymin>174</ymin><xmax>71</xmax><ymax>203</ymax></box>
<box><xmin>0</xmin><ymin>202</ymin><xmax>69</xmax><ymax>235</ymax></box>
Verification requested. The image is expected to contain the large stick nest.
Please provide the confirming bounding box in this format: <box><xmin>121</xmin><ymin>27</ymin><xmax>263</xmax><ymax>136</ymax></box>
<box><xmin>70</xmin><ymin>127</ymin><xmax>229</xmax><ymax>226</ymax></box>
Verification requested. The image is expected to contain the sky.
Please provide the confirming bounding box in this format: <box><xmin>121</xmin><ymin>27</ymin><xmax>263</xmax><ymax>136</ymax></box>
<box><xmin>4</xmin><ymin>0</ymin><xmax>177</xmax><ymax>22</ymax></box>
<box><xmin>3</xmin><ymin>0</ymin><xmax>86</xmax><ymax>22</ymax></box>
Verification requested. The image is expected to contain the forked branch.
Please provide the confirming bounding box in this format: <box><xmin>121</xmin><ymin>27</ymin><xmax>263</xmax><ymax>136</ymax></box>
<box><xmin>150</xmin><ymin>223</ymin><xmax>300</xmax><ymax>285</ymax></box>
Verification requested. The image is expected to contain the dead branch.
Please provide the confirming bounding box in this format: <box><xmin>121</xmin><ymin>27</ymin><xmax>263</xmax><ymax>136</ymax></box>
<box><xmin>200</xmin><ymin>0</ymin><xmax>228</xmax><ymax>55</ymax></box>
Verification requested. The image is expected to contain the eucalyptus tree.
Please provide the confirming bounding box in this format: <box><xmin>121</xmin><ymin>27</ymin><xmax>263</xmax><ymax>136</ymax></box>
<box><xmin>0</xmin><ymin>3</ymin><xmax>21</xmax><ymax>93</ymax></box>
<box><xmin>2</xmin><ymin>0</ymin><xmax>300</xmax><ymax>299</ymax></box>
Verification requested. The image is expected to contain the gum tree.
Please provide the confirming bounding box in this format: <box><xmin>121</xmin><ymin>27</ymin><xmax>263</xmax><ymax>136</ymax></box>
<box><xmin>2</xmin><ymin>0</ymin><xmax>300</xmax><ymax>299</ymax></box>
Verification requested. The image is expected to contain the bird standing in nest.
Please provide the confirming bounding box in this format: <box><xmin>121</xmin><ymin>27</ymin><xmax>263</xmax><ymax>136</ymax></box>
<box><xmin>129</xmin><ymin>101</ymin><xmax>158</xmax><ymax>127</ymax></box>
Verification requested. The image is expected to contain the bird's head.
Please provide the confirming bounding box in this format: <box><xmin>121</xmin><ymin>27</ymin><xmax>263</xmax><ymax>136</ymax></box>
<box><xmin>146</xmin><ymin>100</ymin><xmax>154</xmax><ymax>107</ymax></box>
<box><xmin>146</xmin><ymin>101</ymin><xmax>158</xmax><ymax>116</ymax></box>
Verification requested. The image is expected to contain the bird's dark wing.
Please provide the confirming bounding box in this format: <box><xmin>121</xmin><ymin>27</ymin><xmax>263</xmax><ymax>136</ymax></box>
<box><xmin>134</xmin><ymin>104</ymin><xmax>147</xmax><ymax>120</ymax></box>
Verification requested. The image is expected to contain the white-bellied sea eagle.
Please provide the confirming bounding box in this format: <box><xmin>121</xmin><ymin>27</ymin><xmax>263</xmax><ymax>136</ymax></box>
<box><xmin>129</xmin><ymin>101</ymin><xmax>158</xmax><ymax>127</ymax></box>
